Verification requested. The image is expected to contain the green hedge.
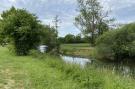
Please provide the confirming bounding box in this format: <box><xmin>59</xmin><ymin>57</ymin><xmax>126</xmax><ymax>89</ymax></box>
<box><xmin>95</xmin><ymin>23</ymin><xmax>135</xmax><ymax>61</ymax></box>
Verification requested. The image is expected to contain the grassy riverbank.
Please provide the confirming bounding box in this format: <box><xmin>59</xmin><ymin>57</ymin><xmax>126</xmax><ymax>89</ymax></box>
<box><xmin>0</xmin><ymin>48</ymin><xmax>135</xmax><ymax>89</ymax></box>
<box><xmin>0</xmin><ymin>47</ymin><xmax>135</xmax><ymax>89</ymax></box>
<box><xmin>60</xmin><ymin>43</ymin><xmax>94</xmax><ymax>58</ymax></box>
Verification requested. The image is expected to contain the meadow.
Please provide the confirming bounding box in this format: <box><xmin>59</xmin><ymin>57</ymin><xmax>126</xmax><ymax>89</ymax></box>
<box><xmin>60</xmin><ymin>43</ymin><xmax>94</xmax><ymax>58</ymax></box>
<box><xmin>0</xmin><ymin>47</ymin><xmax>135</xmax><ymax>89</ymax></box>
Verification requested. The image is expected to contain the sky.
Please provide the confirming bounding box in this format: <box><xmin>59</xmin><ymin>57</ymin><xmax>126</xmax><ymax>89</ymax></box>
<box><xmin>0</xmin><ymin>0</ymin><xmax>135</xmax><ymax>37</ymax></box>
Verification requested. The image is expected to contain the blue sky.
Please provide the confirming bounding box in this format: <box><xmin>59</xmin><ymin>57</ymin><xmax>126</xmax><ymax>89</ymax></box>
<box><xmin>0</xmin><ymin>0</ymin><xmax>135</xmax><ymax>37</ymax></box>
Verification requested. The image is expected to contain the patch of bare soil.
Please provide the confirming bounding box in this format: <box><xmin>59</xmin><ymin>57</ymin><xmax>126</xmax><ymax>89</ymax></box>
<box><xmin>0</xmin><ymin>68</ymin><xmax>24</xmax><ymax>89</ymax></box>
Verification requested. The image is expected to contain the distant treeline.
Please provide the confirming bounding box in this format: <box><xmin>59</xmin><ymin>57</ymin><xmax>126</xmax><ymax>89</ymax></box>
<box><xmin>58</xmin><ymin>34</ymin><xmax>90</xmax><ymax>43</ymax></box>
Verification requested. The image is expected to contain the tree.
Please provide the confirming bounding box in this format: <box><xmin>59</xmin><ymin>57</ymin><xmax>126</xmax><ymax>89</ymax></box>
<box><xmin>64</xmin><ymin>34</ymin><xmax>75</xmax><ymax>43</ymax></box>
<box><xmin>0</xmin><ymin>7</ymin><xmax>40</xmax><ymax>55</ymax></box>
<box><xmin>75</xmin><ymin>34</ymin><xmax>82</xmax><ymax>43</ymax></box>
<box><xmin>58</xmin><ymin>37</ymin><xmax>65</xmax><ymax>44</ymax></box>
<box><xmin>53</xmin><ymin>15</ymin><xmax>60</xmax><ymax>31</ymax></box>
<box><xmin>52</xmin><ymin>15</ymin><xmax>61</xmax><ymax>37</ymax></box>
<box><xmin>75</xmin><ymin>0</ymin><xmax>113</xmax><ymax>45</ymax></box>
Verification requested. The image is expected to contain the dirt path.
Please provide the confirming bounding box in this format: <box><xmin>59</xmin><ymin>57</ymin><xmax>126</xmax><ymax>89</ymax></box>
<box><xmin>0</xmin><ymin>68</ymin><xmax>25</xmax><ymax>89</ymax></box>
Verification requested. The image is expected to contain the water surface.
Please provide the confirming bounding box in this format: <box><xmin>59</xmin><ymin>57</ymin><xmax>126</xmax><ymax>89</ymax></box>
<box><xmin>61</xmin><ymin>55</ymin><xmax>91</xmax><ymax>66</ymax></box>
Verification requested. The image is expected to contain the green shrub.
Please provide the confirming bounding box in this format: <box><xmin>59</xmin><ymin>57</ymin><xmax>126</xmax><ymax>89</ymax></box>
<box><xmin>1</xmin><ymin>7</ymin><xmax>40</xmax><ymax>56</ymax></box>
<box><xmin>95</xmin><ymin>23</ymin><xmax>135</xmax><ymax>61</ymax></box>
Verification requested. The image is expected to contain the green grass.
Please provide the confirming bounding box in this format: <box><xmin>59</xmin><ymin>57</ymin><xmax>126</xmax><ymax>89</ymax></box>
<box><xmin>60</xmin><ymin>43</ymin><xmax>94</xmax><ymax>58</ymax></box>
<box><xmin>0</xmin><ymin>47</ymin><xmax>135</xmax><ymax>89</ymax></box>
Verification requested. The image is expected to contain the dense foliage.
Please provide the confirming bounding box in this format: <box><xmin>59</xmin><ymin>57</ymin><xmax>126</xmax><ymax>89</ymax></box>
<box><xmin>0</xmin><ymin>7</ymin><xmax>40</xmax><ymax>55</ymax></box>
<box><xmin>95</xmin><ymin>23</ymin><xmax>135</xmax><ymax>61</ymax></box>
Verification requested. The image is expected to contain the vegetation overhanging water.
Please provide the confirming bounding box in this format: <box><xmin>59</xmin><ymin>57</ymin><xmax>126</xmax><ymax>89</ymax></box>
<box><xmin>61</xmin><ymin>55</ymin><xmax>135</xmax><ymax>78</ymax></box>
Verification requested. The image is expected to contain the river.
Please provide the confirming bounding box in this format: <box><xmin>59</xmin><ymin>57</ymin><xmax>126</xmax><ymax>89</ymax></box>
<box><xmin>61</xmin><ymin>55</ymin><xmax>135</xmax><ymax>78</ymax></box>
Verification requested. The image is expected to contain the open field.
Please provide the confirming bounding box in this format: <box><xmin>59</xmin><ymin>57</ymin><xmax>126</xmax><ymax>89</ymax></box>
<box><xmin>60</xmin><ymin>43</ymin><xmax>94</xmax><ymax>58</ymax></box>
<box><xmin>0</xmin><ymin>47</ymin><xmax>135</xmax><ymax>89</ymax></box>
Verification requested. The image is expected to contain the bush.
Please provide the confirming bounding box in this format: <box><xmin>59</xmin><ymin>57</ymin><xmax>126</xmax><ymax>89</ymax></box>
<box><xmin>1</xmin><ymin>7</ymin><xmax>40</xmax><ymax>56</ymax></box>
<box><xmin>95</xmin><ymin>23</ymin><xmax>135</xmax><ymax>61</ymax></box>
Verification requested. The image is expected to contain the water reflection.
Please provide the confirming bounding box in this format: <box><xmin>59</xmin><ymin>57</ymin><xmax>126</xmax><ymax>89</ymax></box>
<box><xmin>61</xmin><ymin>55</ymin><xmax>91</xmax><ymax>67</ymax></box>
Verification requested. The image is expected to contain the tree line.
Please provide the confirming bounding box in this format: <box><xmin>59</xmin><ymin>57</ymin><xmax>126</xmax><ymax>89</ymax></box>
<box><xmin>58</xmin><ymin>34</ymin><xmax>89</xmax><ymax>44</ymax></box>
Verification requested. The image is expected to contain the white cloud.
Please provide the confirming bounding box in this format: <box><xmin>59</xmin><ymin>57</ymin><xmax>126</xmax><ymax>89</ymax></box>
<box><xmin>8</xmin><ymin>0</ymin><xmax>16</xmax><ymax>3</ymax></box>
